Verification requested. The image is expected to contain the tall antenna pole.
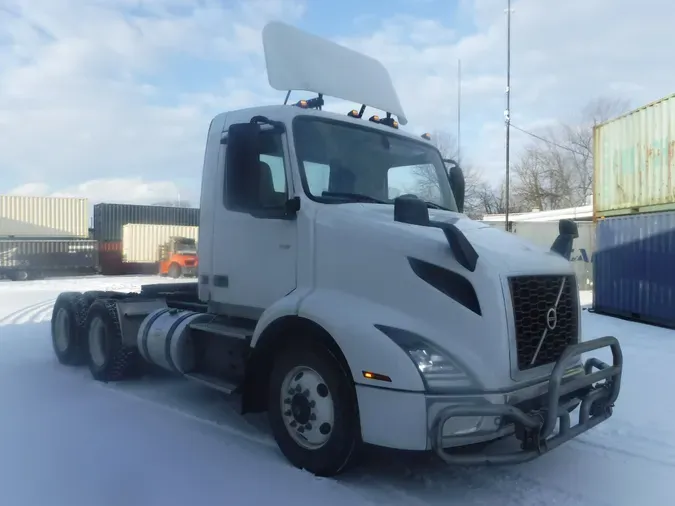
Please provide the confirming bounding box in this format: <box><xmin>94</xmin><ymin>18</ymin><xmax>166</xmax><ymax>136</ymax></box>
<box><xmin>504</xmin><ymin>0</ymin><xmax>512</xmax><ymax>231</ymax></box>
<box><xmin>457</xmin><ymin>59</ymin><xmax>462</xmax><ymax>164</ymax></box>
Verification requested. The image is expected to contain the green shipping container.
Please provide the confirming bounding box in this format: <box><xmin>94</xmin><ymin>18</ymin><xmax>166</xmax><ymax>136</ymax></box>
<box><xmin>593</xmin><ymin>93</ymin><xmax>675</xmax><ymax>219</ymax></box>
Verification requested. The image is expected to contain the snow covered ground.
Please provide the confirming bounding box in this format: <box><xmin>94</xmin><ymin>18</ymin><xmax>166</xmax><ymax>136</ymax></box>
<box><xmin>0</xmin><ymin>276</ymin><xmax>673</xmax><ymax>506</ymax></box>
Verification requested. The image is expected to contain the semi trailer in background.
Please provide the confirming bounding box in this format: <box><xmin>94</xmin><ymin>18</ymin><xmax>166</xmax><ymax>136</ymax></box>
<box><xmin>122</xmin><ymin>224</ymin><xmax>199</xmax><ymax>278</ymax></box>
<box><xmin>511</xmin><ymin>221</ymin><xmax>595</xmax><ymax>291</ymax></box>
<box><xmin>481</xmin><ymin>204</ymin><xmax>594</xmax><ymax>291</ymax></box>
<box><xmin>0</xmin><ymin>238</ymin><xmax>99</xmax><ymax>281</ymax></box>
<box><xmin>0</xmin><ymin>195</ymin><xmax>201</xmax><ymax>280</ymax></box>
<box><xmin>592</xmin><ymin>93</ymin><xmax>675</xmax><ymax>328</ymax></box>
<box><xmin>0</xmin><ymin>195</ymin><xmax>97</xmax><ymax>280</ymax></box>
<box><xmin>94</xmin><ymin>203</ymin><xmax>199</xmax><ymax>275</ymax></box>
<box><xmin>0</xmin><ymin>195</ymin><xmax>89</xmax><ymax>238</ymax></box>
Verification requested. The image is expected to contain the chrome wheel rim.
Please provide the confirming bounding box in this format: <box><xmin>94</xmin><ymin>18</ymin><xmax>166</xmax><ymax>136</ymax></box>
<box><xmin>280</xmin><ymin>365</ymin><xmax>334</xmax><ymax>450</ymax></box>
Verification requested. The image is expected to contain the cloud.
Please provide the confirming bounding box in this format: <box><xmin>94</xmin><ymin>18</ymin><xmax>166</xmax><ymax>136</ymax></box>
<box><xmin>0</xmin><ymin>0</ymin><xmax>304</xmax><ymax>203</ymax></box>
<box><xmin>339</xmin><ymin>0</ymin><xmax>673</xmax><ymax>179</ymax></box>
<box><xmin>0</xmin><ymin>0</ymin><xmax>671</xmax><ymax>203</ymax></box>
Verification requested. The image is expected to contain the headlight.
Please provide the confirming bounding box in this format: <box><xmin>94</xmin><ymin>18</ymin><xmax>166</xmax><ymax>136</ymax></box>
<box><xmin>375</xmin><ymin>325</ymin><xmax>475</xmax><ymax>393</ymax></box>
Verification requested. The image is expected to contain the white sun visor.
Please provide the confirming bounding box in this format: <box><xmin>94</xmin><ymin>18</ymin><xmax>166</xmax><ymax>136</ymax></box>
<box><xmin>262</xmin><ymin>22</ymin><xmax>408</xmax><ymax>125</ymax></box>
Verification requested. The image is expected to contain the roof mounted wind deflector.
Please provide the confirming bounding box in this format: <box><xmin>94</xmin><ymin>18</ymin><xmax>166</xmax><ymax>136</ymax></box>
<box><xmin>261</xmin><ymin>21</ymin><xmax>408</xmax><ymax>126</ymax></box>
<box><xmin>394</xmin><ymin>195</ymin><xmax>478</xmax><ymax>272</ymax></box>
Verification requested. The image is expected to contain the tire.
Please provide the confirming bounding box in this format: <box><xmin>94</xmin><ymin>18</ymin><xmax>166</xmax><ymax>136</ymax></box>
<box><xmin>268</xmin><ymin>344</ymin><xmax>362</xmax><ymax>477</ymax></box>
<box><xmin>51</xmin><ymin>292</ymin><xmax>87</xmax><ymax>365</ymax></box>
<box><xmin>9</xmin><ymin>270</ymin><xmax>29</xmax><ymax>281</ymax></box>
<box><xmin>167</xmin><ymin>263</ymin><xmax>182</xmax><ymax>279</ymax></box>
<box><xmin>84</xmin><ymin>298</ymin><xmax>141</xmax><ymax>382</ymax></box>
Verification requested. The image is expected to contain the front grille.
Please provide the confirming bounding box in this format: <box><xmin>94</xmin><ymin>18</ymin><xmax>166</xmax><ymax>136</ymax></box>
<box><xmin>509</xmin><ymin>275</ymin><xmax>578</xmax><ymax>370</ymax></box>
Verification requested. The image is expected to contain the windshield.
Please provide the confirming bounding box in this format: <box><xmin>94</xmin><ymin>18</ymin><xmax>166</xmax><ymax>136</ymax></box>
<box><xmin>292</xmin><ymin>116</ymin><xmax>458</xmax><ymax>211</ymax></box>
<box><xmin>174</xmin><ymin>239</ymin><xmax>196</xmax><ymax>254</ymax></box>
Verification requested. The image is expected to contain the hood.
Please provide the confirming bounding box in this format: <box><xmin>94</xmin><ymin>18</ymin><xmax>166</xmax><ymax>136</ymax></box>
<box><xmin>317</xmin><ymin>203</ymin><xmax>572</xmax><ymax>274</ymax></box>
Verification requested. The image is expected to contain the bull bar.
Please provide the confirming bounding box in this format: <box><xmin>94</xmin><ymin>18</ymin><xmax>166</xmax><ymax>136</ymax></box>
<box><xmin>431</xmin><ymin>336</ymin><xmax>623</xmax><ymax>465</ymax></box>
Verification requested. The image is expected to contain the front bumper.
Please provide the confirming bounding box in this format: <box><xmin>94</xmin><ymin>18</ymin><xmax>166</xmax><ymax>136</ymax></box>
<box><xmin>430</xmin><ymin>335</ymin><xmax>623</xmax><ymax>464</ymax></box>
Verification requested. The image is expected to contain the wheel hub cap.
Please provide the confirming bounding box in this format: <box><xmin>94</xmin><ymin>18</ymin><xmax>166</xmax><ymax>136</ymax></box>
<box><xmin>290</xmin><ymin>394</ymin><xmax>311</xmax><ymax>424</ymax></box>
<box><xmin>280</xmin><ymin>366</ymin><xmax>335</xmax><ymax>450</ymax></box>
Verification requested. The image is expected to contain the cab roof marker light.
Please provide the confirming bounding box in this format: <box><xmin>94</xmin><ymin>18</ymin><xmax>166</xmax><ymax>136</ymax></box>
<box><xmin>293</xmin><ymin>95</ymin><xmax>325</xmax><ymax>110</ymax></box>
<box><xmin>347</xmin><ymin>104</ymin><xmax>367</xmax><ymax>119</ymax></box>
<box><xmin>379</xmin><ymin>113</ymin><xmax>399</xmax><ymax>129</ymax></box>
<box><xmin>421</xmin><ymin>133</ymin><xmax>431</xmax><ymax>141</ymax></box>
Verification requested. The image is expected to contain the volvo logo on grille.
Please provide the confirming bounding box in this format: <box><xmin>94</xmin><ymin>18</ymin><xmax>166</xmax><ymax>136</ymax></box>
<box><xmin>530</xmin><ymin>276</ymin><xmax>567</xmax><ymax>366</ymax></box>
<box><xmin>546</xmin><ymin>307</ymin><xmax>558</xmax><ymax>330</ymax></box>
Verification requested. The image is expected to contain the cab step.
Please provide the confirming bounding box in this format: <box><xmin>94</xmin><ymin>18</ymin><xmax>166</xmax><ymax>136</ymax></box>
<box><xmin>184</xmin><ymin>373</ymin><xmax>240</xmax><ymax>394</ymax></box>
<box><xmin>189</xmin><ymin>321</ymin><xmax>252</xmax><ymax>342</ymax></box>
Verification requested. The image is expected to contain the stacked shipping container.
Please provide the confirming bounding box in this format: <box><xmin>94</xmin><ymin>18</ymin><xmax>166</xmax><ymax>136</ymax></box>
<box><xmin>593</xmin><ymin>93</ymin><xmax>675</xmax><ymax>328</ymax></box>
<box><xmin>0</xmin><ymin>195</ymin><xmax>98</xmax><ymax>280</ymax></box>
<box><xmin>122</xmin><ymin>224</ymin><xmax>199</xmax><ymax>263</ymax></box>
<box><xmin>94</xmin><ymin>203</ymin><xmax>199</xmax><ymax>275</ymax></box>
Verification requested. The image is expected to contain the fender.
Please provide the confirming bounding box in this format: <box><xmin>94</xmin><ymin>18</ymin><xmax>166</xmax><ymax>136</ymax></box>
<box><xmin>250</xmin><ymin>287</ymin><xmax>310</xmax><ymax>345</ymax></box>
<box><xmin>295</xmin><ymin>288</ymin><xmax>429</xmax><ymax>392</ymax></box>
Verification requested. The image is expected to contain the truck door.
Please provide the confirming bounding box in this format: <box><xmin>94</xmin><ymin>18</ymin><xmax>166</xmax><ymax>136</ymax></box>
<box><xmin>210</xmin><ymin>125</ymin><xmax>298</xmax><ymax>318</ymax></box>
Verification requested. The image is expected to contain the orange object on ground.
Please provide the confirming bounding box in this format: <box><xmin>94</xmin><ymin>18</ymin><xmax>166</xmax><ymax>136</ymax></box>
<box><xmin>158</xmin><ymin>237</ymin><xmax>198</xmax><ymax>278</ymax></box>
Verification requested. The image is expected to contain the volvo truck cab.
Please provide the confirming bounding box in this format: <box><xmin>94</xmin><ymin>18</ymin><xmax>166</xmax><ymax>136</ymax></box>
<box><xmin>50</xmin><ymin>22</ymin><xmax>622</xmax><ymax>478</ymax></box>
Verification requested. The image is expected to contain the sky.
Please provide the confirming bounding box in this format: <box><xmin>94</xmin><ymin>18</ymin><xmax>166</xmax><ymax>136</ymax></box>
<box><xmin>0</xmin><ymin>0</ymin><xmax>672</xmax><ymax>207</ymax></box>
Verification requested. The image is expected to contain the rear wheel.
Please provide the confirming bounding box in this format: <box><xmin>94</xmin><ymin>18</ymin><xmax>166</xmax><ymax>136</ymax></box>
<box><xmin>51</xmin><ymin>292</ymin><xmax>87</xmax><ymax>365</ymax></box>
<box><xmin>268</xmin><ymin>344</ymin><xmax>362</xmax><ymax>477</ymax></box>
<box><xmin>85</xmin><ymin>298</ymin><xmax>141</xmax><ymax>382</ymax></box>
<box><xmin>9</xmin><ymin>270</ymin><xmax>29</xmax><ymax>281</ymax></box>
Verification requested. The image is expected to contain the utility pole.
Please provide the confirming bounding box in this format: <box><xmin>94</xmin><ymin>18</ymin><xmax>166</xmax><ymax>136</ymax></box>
<box><xmin>457</xmin><ymin>59</ymin><xmax>462</xmax><ymax>165</ymax></box>
<box><xmin>504</xmin><ymin>0</ymin><xmax>513</xmax><ymax>231</ymax></box>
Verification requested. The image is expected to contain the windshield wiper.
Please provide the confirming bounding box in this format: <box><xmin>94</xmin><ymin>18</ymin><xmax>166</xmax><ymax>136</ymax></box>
<box><xmin>423</xmin><ymin>201</ymin><xmax>451</xmax><ymax>211</ymax></box>
<box><xmin>321</xmin><ymin>192</ymin><xmax>388</xmax><ymax>204</ymax></box>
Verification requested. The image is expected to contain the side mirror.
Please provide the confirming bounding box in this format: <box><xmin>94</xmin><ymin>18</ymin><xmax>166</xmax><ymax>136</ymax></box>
<box><xmin>226</xmin><ymin>122</ymin><xmax>260</xmax><ymax>170</ymax></box>
<box><xmin>225</xmin><ymin>122</ymin><xmax>261</xmax><ymax>208</ymax></box>
<box><xmin>559</xmin><ymin>218</ymin><xmax>579</xmax><ymax>238</ymax></box>
<box><xmin>445</xmin><ymin>159</ymin><xmax>465</xmax><ymax>214</ymax></box>
<box><xmin>550</xmin><ymin>219</ymin><xmax>579</xmax><ymax>260</ymax></box>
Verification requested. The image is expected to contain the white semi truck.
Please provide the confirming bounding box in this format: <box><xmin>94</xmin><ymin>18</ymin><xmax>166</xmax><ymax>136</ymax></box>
<box><xmin>50</xmin><ymin>22</ymin><xmax>623</xmax><ymax>477</ymax></box>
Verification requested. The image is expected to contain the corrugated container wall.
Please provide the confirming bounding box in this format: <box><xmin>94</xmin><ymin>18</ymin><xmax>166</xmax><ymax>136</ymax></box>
<box><xmin>122</xmin><ymin>224</ymin><xmax>199</xmax><ymax>263</ymax></box>
<box><xmin>593</xmin><ymin>211</ymin><xmax>675</xmax><ymax>328</ymax></box>
<box><xmin>511</xmin><ymin>222</ymin><xmax>595</xmax><ymax>290</ymax></box>
<box><xmin>593</xmin><ymin>93</ymin><xmax>675</xmax><ymax>219</ymax></box>
<box><xmin>0</xmin><ymin>195</ymin><xmax>89</xmax><ymax>238</ymax></box>
<box><xmin>93</xmin><ymin>203</ymin><xmax>200</xmax><ymax>242</ymax></box>
<box><xmin>0</xmin><ymin>239</ymin><xmax>99</xmax><ymax>272</ymax></box>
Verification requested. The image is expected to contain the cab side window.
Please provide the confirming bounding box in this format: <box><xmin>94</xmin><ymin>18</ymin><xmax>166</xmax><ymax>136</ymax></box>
<box><xmin>224</xmin><ymin>131</ymin><xmax>288</xmax><ymax>212</ymax></box>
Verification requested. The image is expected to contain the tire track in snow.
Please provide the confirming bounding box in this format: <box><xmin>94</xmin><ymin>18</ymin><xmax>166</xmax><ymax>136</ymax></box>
<box><xmin>574</xmin><ymin>420</ymin><xmax>675</xmax><ymax>467</ymax></box>
<box><xmin>0</xmin><ymin>299</ymin><xmax>55</xmax><ymax>326</ymax></box>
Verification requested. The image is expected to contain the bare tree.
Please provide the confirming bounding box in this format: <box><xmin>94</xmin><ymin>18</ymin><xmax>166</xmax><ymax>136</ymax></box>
<box><xmin>512</xmin><ymin>97</ymin><xmax>630</xmax><ymax>209</ymax></box>
<box><xmin>475</xmin><ymin>177</ymin><xmax>526</xmax><ymax>216</ymax></box>
<box><xmin>407</xmin><ymin>130</ymin><xmax>489</xmax><ymax>217</ymax></box>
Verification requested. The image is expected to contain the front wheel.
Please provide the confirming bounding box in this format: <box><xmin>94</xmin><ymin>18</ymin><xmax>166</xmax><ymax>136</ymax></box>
<box><xmin>268</xmin><ymin>344</ymin><xmax>362</xmax><ymax>477</ymax></box>
<box><xmin>167</xmin><ymin>263</ymin><xmax>181</xmax><ymax>279</ymax></box>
